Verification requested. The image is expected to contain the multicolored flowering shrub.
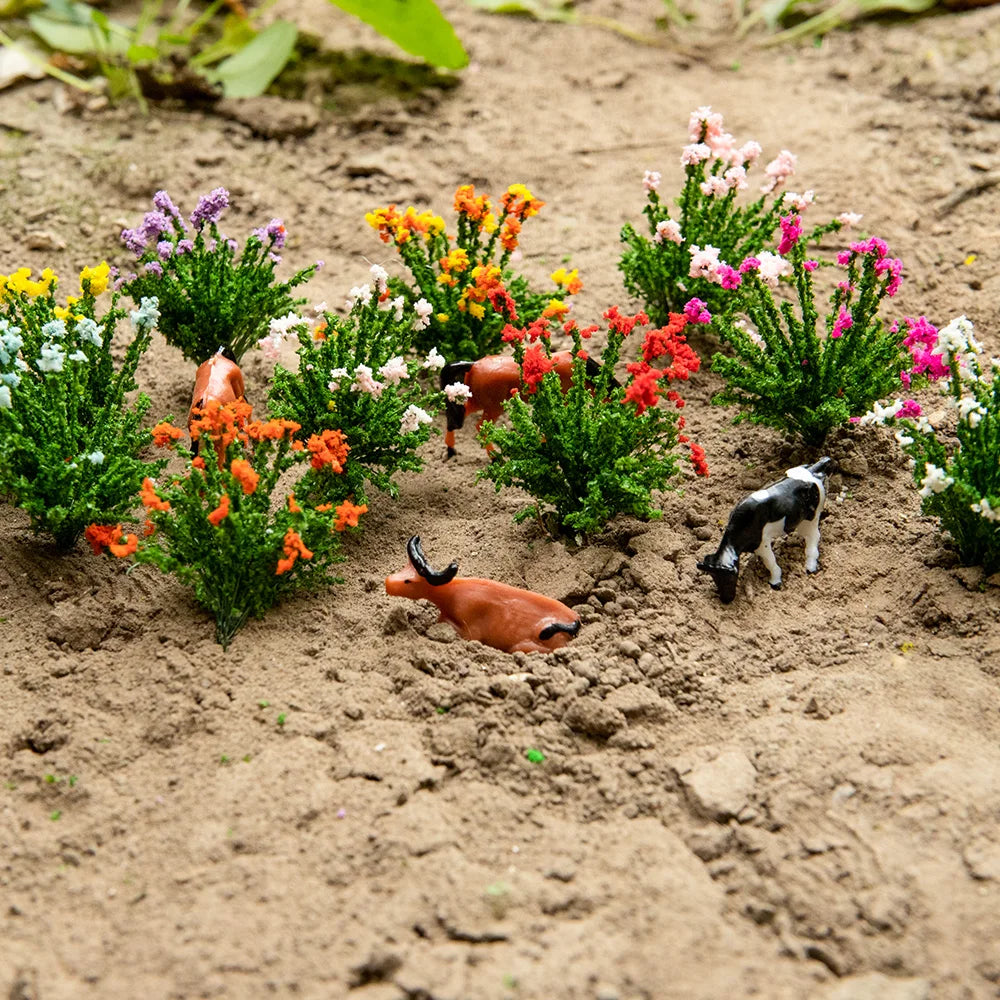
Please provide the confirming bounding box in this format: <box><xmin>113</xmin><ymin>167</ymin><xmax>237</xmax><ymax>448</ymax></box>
<box><xmin>120</xmin><ymin>188</ymin><xmax>318</xmax><ymax>364</ymax></box>
<box><xmin>869</xmin><ymin>316</ymin><xmax>1000</xmax><ymax>574</ymax></box>
<box><xmin>477</xmin><ymin>307</ymin><xmax>708</xmax><ymax>538</ymax></box>
<box><xmin>708</xmin><ymin>223</ymin><xmax>917</xmax><ymax>446</ymax></box>
<box><xmin>88</xmin><ymin>400</ymin><xmax>366</xmax><ymax>649</ymax></box>
<box><xmin>266</xmin><ymin>265</ymin><xmax>445</xmax><ymax>505</ymax></box>
<box><xmin>366</xmin><ymin>183</ymin><xmax>582</xmax><ymax>362</ymax></box>
<box><xmin>0</xmin><ymin>265</ymin><xmax>164</xmax><ymax>550</ymax></box>
<box><xmin>619</xmin><ymin>106</ymin><xmax>850</xmax><ymax>325</ymax></box>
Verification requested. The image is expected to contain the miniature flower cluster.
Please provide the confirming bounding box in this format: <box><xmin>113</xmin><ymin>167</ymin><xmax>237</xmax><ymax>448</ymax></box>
<box><xmin>266</xmin><ymin>263</ymin><xmax>446</xmax><ymax>505</ymax></box>
<box><xmin>0</xmin><ymin>262</ymin><xmax>164</xmax><ymax>550</ymax></box>
<box><xmin>89</xmin><ymin>398</ymin><xmax>365</xmax><ymax>648</ymax></box>
<box><xmin>365</xmin><ymin>184</ymin><xmax>582</xmax><ymax>362</ymax></box>
<box><xmin>619</xmin><ymin>107</ymin><xmax>852</xmax><ymax>325</ymax></box>
<box><xmin>708</xmin><ymin>216</ymin><xmax>922</xmax><ymax>445</ymax></box>
<box><xmin>120</xmin><ymin>188</ymin><xmax>319</xmax><ymax>364</ymax></box>
<box><xmin>864</xmin><ymin>316</ymin><xmax>1000</xmax><ymax>573</ymax></box>
<box><xmin>478</xmin><ymin>304</ymin><xmax>708</xmax><ymax>538</ymax></box>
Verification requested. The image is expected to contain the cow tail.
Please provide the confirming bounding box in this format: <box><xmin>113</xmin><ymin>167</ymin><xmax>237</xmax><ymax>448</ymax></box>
<box><xmin>538</xmin><ymin>619</ymin><xmax>581</xmax><ymax>640</ymax></box>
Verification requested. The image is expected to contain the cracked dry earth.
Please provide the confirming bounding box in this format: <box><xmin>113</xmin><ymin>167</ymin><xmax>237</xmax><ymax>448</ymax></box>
<box><xmin>4</xmin><ymin>1</ymin><xmax>1000</xmax><ymax>998</ymax></box>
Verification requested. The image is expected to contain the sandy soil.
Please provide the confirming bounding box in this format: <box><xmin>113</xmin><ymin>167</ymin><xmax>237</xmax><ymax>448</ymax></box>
<box><xmin>3</xmin><ymin>2</ymin><xmax>1000</xmax><ymax>997</ymax></box>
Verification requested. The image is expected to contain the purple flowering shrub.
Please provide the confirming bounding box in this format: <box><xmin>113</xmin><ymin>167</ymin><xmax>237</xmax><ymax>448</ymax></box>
<box><xmin>709</xmin><ymin>223</ymin><xmax>931</xmax><ymax>446</ymax></box>
<box><xmin>119</xmin><ymin>188</ymin><xmax>318</xmax><ymax>364</ymax></box>
<box><xmin>619</xmin><ymin>106</ymin><xmax>849</xmax><ymax>326</ymax></box>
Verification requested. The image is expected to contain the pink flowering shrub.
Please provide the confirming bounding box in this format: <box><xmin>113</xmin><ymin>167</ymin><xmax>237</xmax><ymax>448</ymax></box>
<box><xmin>619</xmin><ymin>107</ymin><xmax>850</xmax><ymax>325</ymax></box>
<box><xmin>266</xmin><ymin>265</ymin><xmax>444</xmax><ymax>504</ymax></box>
<box><xmin>709</xmin><ymin>222</ymin><xmax>930</xmax><ymax>445</ymax></box>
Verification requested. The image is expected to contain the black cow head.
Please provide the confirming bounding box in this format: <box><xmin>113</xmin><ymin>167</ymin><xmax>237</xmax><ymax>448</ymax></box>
<box><xmin>696</xmin><ymin>553</ymin><xmax>739</xmax><ymax>604</ymax></box>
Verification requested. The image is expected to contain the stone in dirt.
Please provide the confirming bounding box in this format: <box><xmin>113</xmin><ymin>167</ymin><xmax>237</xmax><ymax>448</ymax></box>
<box><xmin>962</xmin><ymin>837</ymin><xmax>1000</xmax><ymax>880</ymax></box>
<box><xmin>562</xmin><ymin>697</ymin><xmax>627</xmax><ymax>738</ymax></box>
<box><xmin>604</xmin><ymin>683</ymin><xmax>669</xmax><ymax>722</ymax></box>
<box><xmin>44</xmin><ymin>597</ymin><xmax>111</xmax><ymax>651</ymax></box>
<box><xmin>26</xmin><ymin>230</ymin><xmax>66</xmax><ymax>251</ymax></box>
<box><xmin>814</xmin><ymin>972</ymin><xmax>930</xmax><ymax>1000</ymax></box>
<box><xmin>214</xmin><ymin>96</ymin><xmax>319</xmax><ymax>139</ymax></box>
<box><xmin>674</xmin><ymin>749</ymin><xmax>757</xmax><ymax>822</ymax></box>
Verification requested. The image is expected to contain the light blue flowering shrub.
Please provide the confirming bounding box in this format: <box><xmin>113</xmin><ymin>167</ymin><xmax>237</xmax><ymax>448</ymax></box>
<box><xmin>0</xmin><ymin>265</ymin><xmax>164</xmax><ymax>550</ymax></box>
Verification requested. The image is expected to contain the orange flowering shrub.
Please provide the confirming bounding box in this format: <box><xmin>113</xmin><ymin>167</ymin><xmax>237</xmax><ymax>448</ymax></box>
<box><xmin>364</xmin><ymin>183</ymin><xmax>583</xmax><ymax>362</ymax></box>
<box><xmin>88</xmin><ymin>400</ymin><xmax>364</xmax><ymax>649</ymax></box>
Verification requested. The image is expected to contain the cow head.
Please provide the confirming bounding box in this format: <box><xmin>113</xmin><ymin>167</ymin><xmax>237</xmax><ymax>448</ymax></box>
<box><xmin>385</xmin><ymin>536</ymin><xmax>459</xmax><ymax>598</ymax></box>
<box><xmin>809</xmin><ymin>456</ymin><xmax>833</xmax><ymax>481</ymax></box>
<box><xmin>696</xmin><ymin>552</ymin><xmax>740</xmax><ymax>604</ymax></box>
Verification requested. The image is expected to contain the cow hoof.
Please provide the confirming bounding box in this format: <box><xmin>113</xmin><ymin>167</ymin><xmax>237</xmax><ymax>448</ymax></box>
<box><xmin>806</xmin><ymin>566</ymin><xmax>819</xmax><ymax>575</ymax></box>
<box><xmin>445</xmin><ymin>447</ymin><xmax>457</xmax><ymax>459</ymax></box>
<box><xmin>770</xmin><ymin>582</ymin><xmax>782</xmax><ymax>591</ymax></box>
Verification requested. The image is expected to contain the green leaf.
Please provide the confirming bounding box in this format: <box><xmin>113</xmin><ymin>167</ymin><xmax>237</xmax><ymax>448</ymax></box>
<box><xmin>189</xmin><ymin>14</ymin><xmax>257</xmax><ymax>68</ymax></box>
<box><xmin>126</xmin><ymin>43</ymin><xmax>159</xmax><ymax>64</ymax></box>
<box><xmin>28</xmin><ymin>12</ymin><xmax>128</xmax><ymax>55</ymax></box>
<box><xmin>329</xmin><ymin>0</ymin><xmax>467</xmax><ymax>69</ymax></box>
<box><xmin>209</xmin><ymin>19</ymin><xmax>297</xmax><ymax>98</ymax></box>
<box><xmin>468</xmin><ymin>0</ymin><xmax>575</xmax><ymax>21</ymax></box>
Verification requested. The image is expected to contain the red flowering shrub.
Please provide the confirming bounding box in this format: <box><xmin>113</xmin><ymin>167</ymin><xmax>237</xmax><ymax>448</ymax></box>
<box><xmin>478</xmin><ymin>307</ymin><xmax>708</xmax><ymax>539</ymax></box>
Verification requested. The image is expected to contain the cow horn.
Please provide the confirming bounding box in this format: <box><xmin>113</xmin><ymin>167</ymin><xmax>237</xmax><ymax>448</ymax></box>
<box><xmin>407</xmin><ymin>536</ymin><xmax>459</xmax><ymax>586</ymax></box>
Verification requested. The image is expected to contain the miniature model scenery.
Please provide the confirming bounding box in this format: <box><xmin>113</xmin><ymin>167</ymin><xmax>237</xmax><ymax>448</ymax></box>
<box><xmin>3</xmin><ymin>2</ymin><xmax>1000</xmax><ymax>997</ymax></box>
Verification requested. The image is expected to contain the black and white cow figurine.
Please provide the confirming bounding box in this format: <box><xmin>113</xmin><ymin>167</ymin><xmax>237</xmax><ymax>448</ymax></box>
<box><xmin>697</xmin><ymin>458</ymin><xmax>833</xmax><ymax>604</ymax></box>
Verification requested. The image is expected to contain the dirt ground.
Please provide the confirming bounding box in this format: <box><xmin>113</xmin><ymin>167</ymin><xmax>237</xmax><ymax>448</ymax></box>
<box><xmin>3</xmin><ymin>1</ymin><xmax>1000</xmax><ymax>997</ymax></box>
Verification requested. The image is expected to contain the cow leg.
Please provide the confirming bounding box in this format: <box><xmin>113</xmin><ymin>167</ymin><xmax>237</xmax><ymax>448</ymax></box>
<box><xmin>797</xmin><ymin>514</ymin><xmax>821</xmax><ymax>573</ymax></box>
<box><xmin>756</xmin><ymin>520</ymin><xmax>785</xmax><ymax>589</ymax></box>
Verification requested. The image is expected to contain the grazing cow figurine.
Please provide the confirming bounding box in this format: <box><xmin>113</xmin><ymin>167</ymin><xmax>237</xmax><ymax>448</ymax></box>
<box><xmin>697</xmin><ymin>458</ymin><xmax>833</xmax><ymax>604</ymax></box>
<box><xmin>440</xmin><ymin>352</ymin><xmax>607</xmax><ymax>457</ymax></box>
<box><xmin>385</xmin><ymin>536</ymin><xmax>582</xmax><ymax>653</ymax></box>
<box><xmin>188</xmin><ymin>347</ymin><xmax>246</xmax><ymax>462</ymax></box>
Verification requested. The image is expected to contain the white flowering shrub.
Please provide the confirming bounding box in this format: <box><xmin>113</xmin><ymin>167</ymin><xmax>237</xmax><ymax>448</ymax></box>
<box><xmin>872</xmin><ymin>316</ymin><xmax>1000</xmax><ymax>573</ymax></box>
<box><xmin>0</xmin><ymin>265</ymin><xmax>164</xmax><ymax>550</ymax></box>
<box><xmin>266</xmin><ymin>266</ymin><xmax>445</xmax><ymax>504</ymax></box>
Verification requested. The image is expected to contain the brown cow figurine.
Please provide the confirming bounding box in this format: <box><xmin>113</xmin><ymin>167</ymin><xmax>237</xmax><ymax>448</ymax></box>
<box><xmin>440</xmin><ymin>352</ymin><xmax>608</xmax><ymax>457</ymax></box>
<box><xmin>385</xmin><ymin>536</ymin><xmax>582</xmax><ymax>654</ymax></box>
<box><xmin>188</xmin><ymin>347</ymin><xmax>246</xmax><ymax>462</ymax></box>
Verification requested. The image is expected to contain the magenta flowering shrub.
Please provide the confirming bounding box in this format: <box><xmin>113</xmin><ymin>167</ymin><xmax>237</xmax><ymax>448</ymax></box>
<box><xmin>709</xmin><ymin>221</ymin><xmax>925</xmax><ymax>445</ymax></box>
<box><xmin>119</xmin><ymin>188</ymin><xmax>318</xmax><ymax>364</ymax></box>
<box><xmin>866</xmin><ymin>316</ymin><xmax>1000</xmax><ymax>574</ymax></box>
<box><xmin>619</xmin><ymin>106</ymin><xmax>850</xmax><ymax>325</ymax></box>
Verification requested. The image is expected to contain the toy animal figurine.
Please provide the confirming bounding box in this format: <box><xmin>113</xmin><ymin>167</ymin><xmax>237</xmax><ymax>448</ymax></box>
<box><xmin>188</xmin><ymin>347</ymin><xmax>246</xmax><ymax>462</ymax></box>
<box><xmin>385</xmin><ymin>536</ymin><xmax>582</xmax><ymax>653</ymax></box>
<box><xmin>440</xmin><ymin>352</ymin><xmax>607</xmax><ymax>457</ymax></box>
<box><xmin>697</xmin><ymin>458</ymin><xmax>833</xmax><ymax>604</ymax></box>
